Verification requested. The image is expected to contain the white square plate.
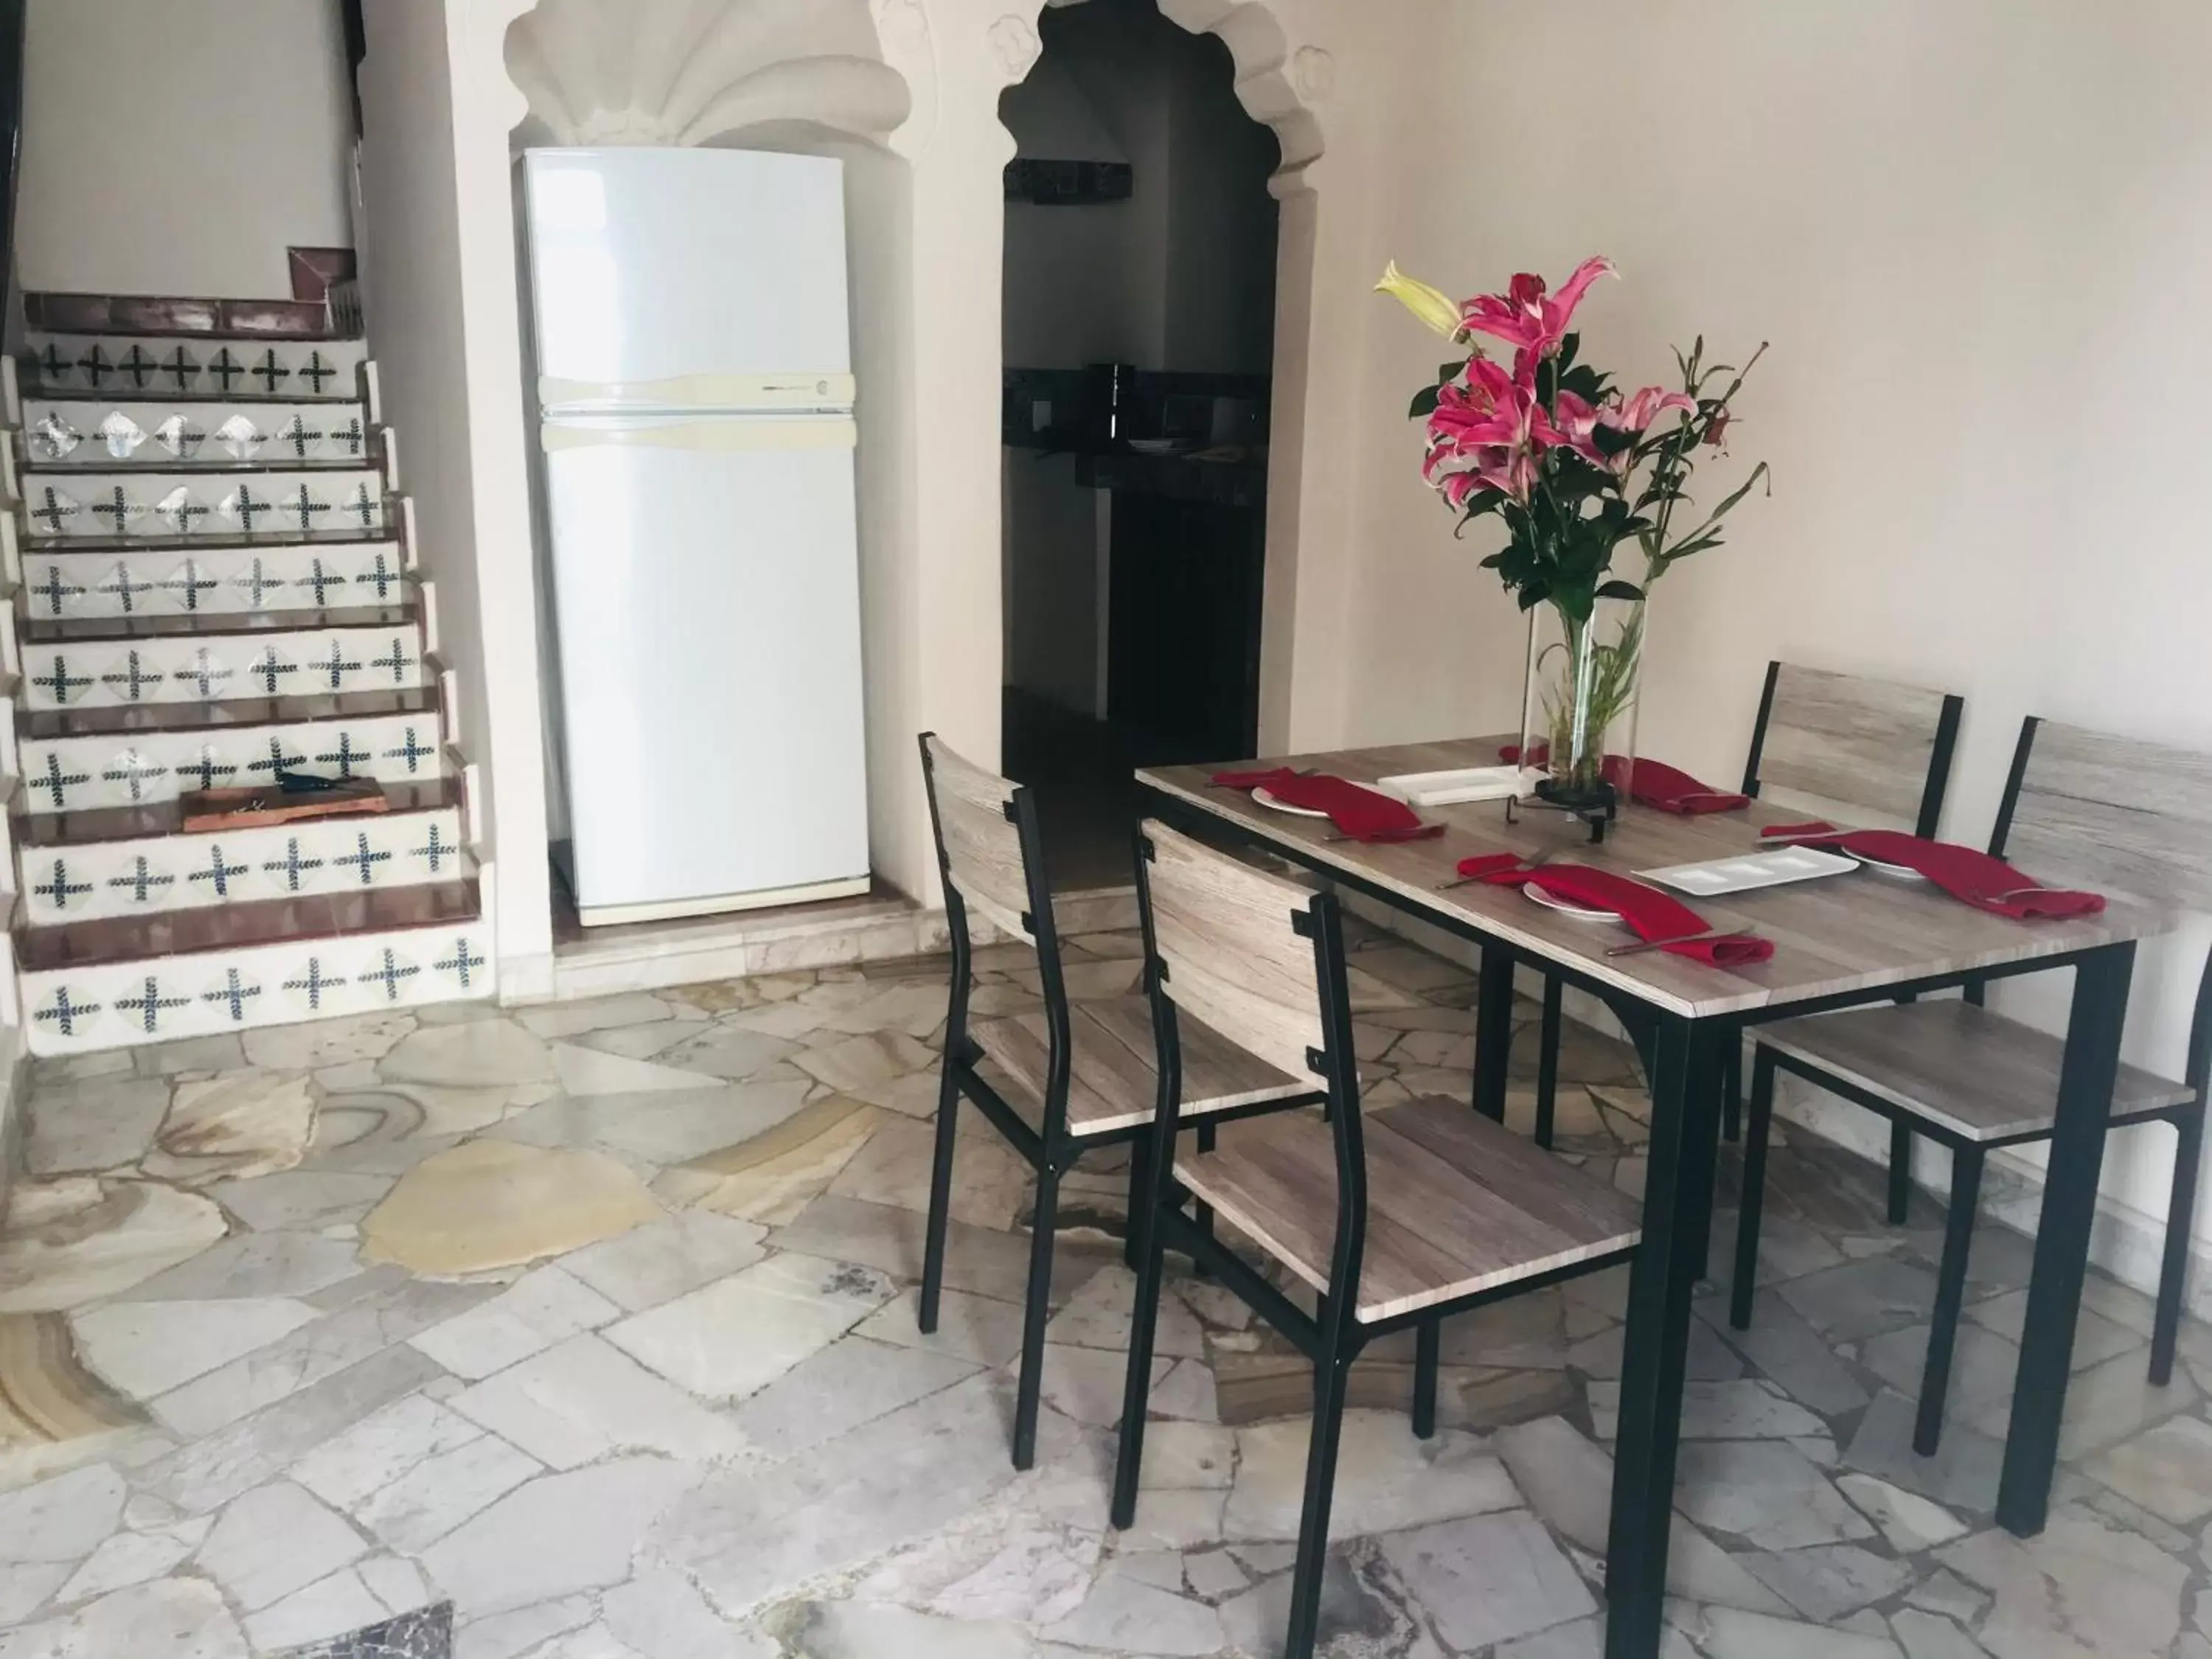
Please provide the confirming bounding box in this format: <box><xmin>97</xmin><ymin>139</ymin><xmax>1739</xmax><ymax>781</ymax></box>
<box><xmin>1636</xmin><ymin>846</ymin><xmax>1860</xmax><ymax>897</ymax></box>
<box><xmin>1372</xmin><ymin>765</ymin><xmax>1528</xmax><ymax>807</ymax></box>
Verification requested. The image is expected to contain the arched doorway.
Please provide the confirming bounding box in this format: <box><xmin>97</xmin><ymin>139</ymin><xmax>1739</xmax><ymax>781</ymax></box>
<box><xmin>993</xmin><ymin>0</ymin><xmax>1322</xmax><ymax>889</ymax></box>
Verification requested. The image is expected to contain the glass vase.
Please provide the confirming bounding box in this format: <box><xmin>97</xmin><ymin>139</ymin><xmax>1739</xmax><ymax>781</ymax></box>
<box><xmin>1517</xmin><ymin>593</ymin><xmax>1646</xmax><ymax>821</ymax></box>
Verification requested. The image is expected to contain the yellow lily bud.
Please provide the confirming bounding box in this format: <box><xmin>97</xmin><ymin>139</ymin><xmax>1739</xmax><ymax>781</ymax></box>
<box><xmin>1374</xmin><ymin>262</ymin><xmax>1464</xmax><ymax>339</ymax></box>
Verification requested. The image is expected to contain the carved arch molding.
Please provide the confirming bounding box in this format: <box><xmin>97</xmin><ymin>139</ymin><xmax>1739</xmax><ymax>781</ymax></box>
<box><xmin>503</xmin><ymin>0</ymin><xmax>919</xmax><ymax>150</ymax></box>
<box><xmin>986</xmin><ymin>0</ymin><xmax>1329</xmax><ymax>181</ymax></box>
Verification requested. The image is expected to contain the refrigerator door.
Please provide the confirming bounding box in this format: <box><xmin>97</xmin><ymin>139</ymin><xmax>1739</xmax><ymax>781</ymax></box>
<box><xmin>541</xmin><ymin>411</ymin><xmax>869</xmax><ymax>919</ymax></box>
<box><xmin>524</xmin><ymin>147</ymin><xmax>852</xmax><ymax>414</ymax></box>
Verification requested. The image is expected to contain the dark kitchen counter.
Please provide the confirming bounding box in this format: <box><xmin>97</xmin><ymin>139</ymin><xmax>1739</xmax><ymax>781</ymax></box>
<box><xmin>1071</xmin><ymin>446</ymin><xmax>1266</xmax><ymax>507</ymax></box>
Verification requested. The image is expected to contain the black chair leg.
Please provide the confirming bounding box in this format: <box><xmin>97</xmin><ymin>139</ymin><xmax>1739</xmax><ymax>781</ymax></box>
<box><xmin>1123</xmin><ymin>1135</ymin><xmax>1150</xmax><ymax>1270</ymax></box>
<box><xmin>1721</xmin><ymin>1040</ymin><xmax>1743</xmax><ymax>1144</ymax></box>
<box><xmin>1011</xmin><ymin>1164</ymin><xmax>1061</xmax><ymax>1470</ymax></box>
<box><xmin>1110</xmin><ymin>1160</ymin><xmax>1172</xmax><ymax>1527</ymax></box>
<box><xmin>1534</xmin><ymin>978</ymin><xmax>1562</xmax><ymax>1148</ymax></box>
<box><xmin>1730</xmin><ymin>1049</ymin><xmax>1778</xmax><ymax>1330</ymax></box>
<box><xmin>2152</xmin><ymin>1109</ymin><xmax>2205</xmax><ymax>1386</ymax></box>
<box><xmin>1412</xmin><ymin>1318</ymin><xmax>1440</xmax><ymax>1439</ymax></box>
<box><xmin>918</xmin><ymin>1062</ymin><xmax>963</xmax><ymax>1333</ymax></box>
<box><xmin>1916</xmin><ymin>1146</ymin><xmax>1983</xmax><ymax>1456</ymax></box>
<box><xmin>1888</xmin><ymin>1119</ymin><xmax>1916</xmax><ymax>1225</ymax></box>
<box><xmin>1284</xmin><ymin>1349</ymin><xmax>1354</xmax><ymax>1659</ymax></box>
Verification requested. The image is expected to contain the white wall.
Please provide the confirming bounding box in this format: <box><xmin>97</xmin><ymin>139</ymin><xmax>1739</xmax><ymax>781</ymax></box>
<box><xmin>16</xmin><ymin>0</ymin><xmax>355</xmax><ymax>298</ymax></box>
<box><xmin>1328</xmin><ymin>0</ymin><xmax>2212</xmax><ymax>1295</ymax></box>
<box><xmin>357</xmin><ymin>0</ymin><xmax>552</xmax><ymax>995</ymax></box>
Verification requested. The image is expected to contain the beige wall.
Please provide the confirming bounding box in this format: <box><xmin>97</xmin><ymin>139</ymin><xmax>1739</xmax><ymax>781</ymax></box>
<box><xmin>1334</xmin><ymin>0</ymin><xmax>2212</xmax><ymax>1291</ymax></box>
<box><xmin>17</xmin><ymin>0</ymin><xmax>355</xmax><ymax>297</ymax></box>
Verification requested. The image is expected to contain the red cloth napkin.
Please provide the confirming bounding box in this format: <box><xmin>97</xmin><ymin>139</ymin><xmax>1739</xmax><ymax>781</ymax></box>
<box><xmin>1454</xmin><ymin>854</ymin><xmax>1774</xmax><ymax>966</ymax></box>
<box><xmin>1210</xmin><ymin>768</ymin><xmax>1444</xmax><ymax>844</ymax></box>
<box><xmin>1499</xmin><ymin>746</ymin><xmax>1750</xmax><ymax>815</ymax></box>
<box><xmin>1759</xmin><ymin>823</ymin><xmax>2107</xmax><ymax>919</ymax></box>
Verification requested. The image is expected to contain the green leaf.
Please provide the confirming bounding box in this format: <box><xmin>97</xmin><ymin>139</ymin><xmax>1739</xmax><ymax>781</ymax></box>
<box><xmin>1439</xmin><ymin>360</ymin><xmax>1467</xmax><ymax>385</ymax></box>
<box><xmin>1409</xmin><ymin>385</ymin><xmax>1441</xmax><ymax>420</ymax></box>
<box><xmin>1596</xmin><ymin>580</ymin><xmax>1645</xmax><ymax>602</ymax></box>
<box><xmin>1517</xmin><ymin>581</ymin><xmax>1551</xmax><ymax>611</ymax></box>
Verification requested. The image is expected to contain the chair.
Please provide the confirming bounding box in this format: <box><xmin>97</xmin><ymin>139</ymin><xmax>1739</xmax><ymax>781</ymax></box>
<box><xmin>916</xmin><ymin>734</ymin><xmax>1321</xmax><ymax>1469</ymax></box>
<box><xmin>1522</xmin><ymin>662</ymin><xmax>1964</xmax><ymax>1163</ymax></box>
<box><xmin>1731</xmin><ymin>716</ymin><xmax>2212</xmax><ymax>1455</ymax></box>
<box><xmin>1112</xmin><ymin>818</ymin><xmax>1641</xmax><ymax>1659</ymax></box>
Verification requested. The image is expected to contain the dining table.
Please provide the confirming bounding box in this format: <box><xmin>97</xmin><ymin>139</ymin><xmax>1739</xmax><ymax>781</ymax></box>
<box><xmin>1135</xmin><ymin>735</ymin><xmax>2175</xmax><ymax>1659</ymax></box>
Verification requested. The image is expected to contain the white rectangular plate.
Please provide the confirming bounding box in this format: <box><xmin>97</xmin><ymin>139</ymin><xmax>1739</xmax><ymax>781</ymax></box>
<box><xmin>1636</xmin><ymin>846</ymin><xmax>1860</xmax><ymax>897</ymax></box>
<box><xmin>1373</xmin><ymin>765</ymin><xmax>1528</xmax><ymax>807</ymax></box>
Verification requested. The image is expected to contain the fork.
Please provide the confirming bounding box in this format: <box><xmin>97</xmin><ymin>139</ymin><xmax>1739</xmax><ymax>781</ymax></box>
<box><xmin>1607</xmin><ymin>925</ymin><xmax>1764</xmax><ymax>959</ymax></box>
<box><xmin>1433</xmin><ymin>847</ymin><xmax>1556</xmax><ymax>890</ymax></box>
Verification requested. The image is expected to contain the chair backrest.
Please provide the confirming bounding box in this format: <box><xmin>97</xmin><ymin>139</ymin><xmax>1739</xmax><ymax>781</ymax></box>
<box><xmin>919</xmin><ymin>732</ymin><xmax>1041</xmax><ymax>946</ymax></box>
<box><xmin>1744</xmin><ymin>661</ymin><xmax>1964</xmax><ymax>835</ymax></box>
<box><xmin>1995</xmin><ymin>719</ymin><xmax>2212</xmax><ymax>913</ymax></box>
<box><xmin>1138</xmin><ymin>818</ymin><xmax>1329</xmax><ymax>1083</ymax></box>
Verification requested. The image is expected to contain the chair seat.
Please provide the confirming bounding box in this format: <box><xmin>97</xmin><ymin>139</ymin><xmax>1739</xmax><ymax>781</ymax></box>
<box><xmin>1176</xmin><ymin>1096</ymin><xmax>1642</xmax><ymax>1324</ymax></box>
<box><xmin>1756</xmin><ymin>999</ymin><xmax>2197</xmax><ymax>1144</ymax></box>
<box><xmin>973</xmin><ymin>995</ymin><xmax>1310</xmax><ymax>1138</ymax></box>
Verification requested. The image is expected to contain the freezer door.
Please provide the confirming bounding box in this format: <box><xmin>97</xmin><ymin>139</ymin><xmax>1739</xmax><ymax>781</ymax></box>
<box><xmin>541</xmin><ymin>413</ymin><xmax>869</xmax><ymax>912</ymax></box>
<box><xmin>523</xmin><ymin>147</ymin><xmax>852</xmax><ymax>411</ymax></box>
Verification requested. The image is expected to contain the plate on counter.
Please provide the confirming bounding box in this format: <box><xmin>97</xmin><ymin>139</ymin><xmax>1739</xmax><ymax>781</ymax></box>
<box><xmin>1637</xmin><ymin>846</ymin><xmax>1860</xmax><ymax>897</ymax></box>
<box><xmin>1523</xmin><ymin>884</ymin><xmax>1621</xmax><ymax>924</ymax></box>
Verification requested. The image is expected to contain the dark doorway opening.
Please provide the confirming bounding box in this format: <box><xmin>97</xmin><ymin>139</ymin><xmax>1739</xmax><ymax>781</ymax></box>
<box><xmin>998</xmin><ymin>0</ymin><xmax>1280</xmax><ymax>891</ymax></box>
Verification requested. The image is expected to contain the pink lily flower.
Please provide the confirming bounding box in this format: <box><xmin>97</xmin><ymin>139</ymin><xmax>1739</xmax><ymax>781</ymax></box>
<box><xmin>1458</xmin><ymin>257</ymin><xmax>1617</xmax><ymax>364</ymax></box>
<box><xmin>1425</xmin><ymin>361</ymin><xmax>1559</xmax><ymax>504</ymax></box>
<box><xmin>1604</xmin><ymin>386</ymin><xmax>1697</xmax><ymax>433</ymax></box>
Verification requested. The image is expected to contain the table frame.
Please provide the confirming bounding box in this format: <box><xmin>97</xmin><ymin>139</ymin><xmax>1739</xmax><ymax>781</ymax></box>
<box><xmin>1136</xmin><ymin>774</ymin><xmax>2139</xmax><ymax>1659</ymax></box>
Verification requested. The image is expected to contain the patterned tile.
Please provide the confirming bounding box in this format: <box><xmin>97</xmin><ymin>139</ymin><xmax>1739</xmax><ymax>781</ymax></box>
<box><xmin>22</xmin><ymin>468</ymin><xmax>388</xmax><ymax>540</ymax></box>
<box><xmin>21</xmin><ymin>540</ymin><xmax>410</xmax><ymax>620</ymax></box>
<box><xmin>18</xmin><ymin>806</ymin><xmax>468</xmax><ymax>925</ymax></box>
<box><xmin>21</xmin><ymin>713</ymin><xmax>449</xmax><ymax>813</ymax></box>
<box><xmin>19</xmin><ymin>625</ymin><xmax>426</xmax><ymax>712</ymax></box>
<box><xmin>21</xmin><ymin>924</ymin><xmax>493</xmax><ymax>1055</ymax></box>
<box><xmin>24</xmin><ymin>333</ymin><xmax>366</xmax><ymax>400</ymax></box>
<box><xmin>27</xmin><ymin>400</ymin><xmax>371</xmax><ymax>467</ymax></box>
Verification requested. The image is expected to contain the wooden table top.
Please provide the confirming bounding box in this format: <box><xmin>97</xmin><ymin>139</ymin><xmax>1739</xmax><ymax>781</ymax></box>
<box><xmin>1138</xmin><ymin>737</ymin><xmax>2174</xmax><ymax>1020</ymax></box>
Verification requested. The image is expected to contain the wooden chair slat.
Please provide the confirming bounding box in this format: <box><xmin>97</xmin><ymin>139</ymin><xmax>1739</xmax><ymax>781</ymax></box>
<box><xmin>924</xmin><ymin>734</ymin><xmax>1034</xmax><ymax>943</ymax></box>
<box><xmin>1759</xmin><ymin>663</ymin><xmax>1954</xmax><ymax>823</ymax></box>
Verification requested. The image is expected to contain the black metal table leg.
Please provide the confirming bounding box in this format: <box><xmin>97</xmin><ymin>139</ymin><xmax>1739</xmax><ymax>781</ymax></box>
<box><xmin>1995</xmin><ymin>942</ymin><xmax>2136</xmax><ymax>1534</ymax></box>
<box><xmin>1604</xmin><ymin>1015</ymin><xmax>1722</xmax><ymax>1659</ymax></box>
<box><xmin>1474</xmin><ymin>943</ymin><xmax>1514</xmax><ymax>1121</ymax></box>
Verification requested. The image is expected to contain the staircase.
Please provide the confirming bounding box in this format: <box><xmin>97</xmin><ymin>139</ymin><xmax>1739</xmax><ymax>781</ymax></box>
<box><xmin>3</xmin><ymin>322</ymin><xmax>495</xmax><ymax>1056</ymax></box>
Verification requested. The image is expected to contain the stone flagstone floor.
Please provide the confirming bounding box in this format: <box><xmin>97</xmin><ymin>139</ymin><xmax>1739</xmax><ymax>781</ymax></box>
<box><xmin>1</xmin><ymin>919</ymin><xmax>2211</xmax><ymax>1658</ymax></box>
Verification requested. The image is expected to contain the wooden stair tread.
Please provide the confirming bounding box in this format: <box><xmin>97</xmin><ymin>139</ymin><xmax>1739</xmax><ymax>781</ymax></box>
<box><xmin>1179</xmin><ymin>1096</ymin><xmax>1643</xmax><ymax>1324</ymax></box>
<box><xmin>974</xmin><ymin>993</ymin><xmax>1310</xmax><ymax>1137</ymax></box>
<box><xmin>19</xmin><ymin>606</ymin><xmax>415</xmax><ymax>643</ymax></box>
<box><xmin>19</xmin><ymin>686</ymin><xmax>438</xmax><ymax>740</ymax></box>
<box><xmin>1757</xmin><ymin>1000</ymin><xmax>2195</xmax><ymax>1143</ymax></box>
<box><xmin>18</xmin><ymin>878</ymin><xmax>481</xmax><ymax>970</ymax></box>
<box><xmin>15</xmin><ymin>777</ymin><xmax>461</xmax><ymax>848</ymax></box>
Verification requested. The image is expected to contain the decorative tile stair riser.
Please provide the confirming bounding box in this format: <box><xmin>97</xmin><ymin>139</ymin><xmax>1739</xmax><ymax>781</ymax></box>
<box><xmin>21</xmin><ymin>540</ymin><xmax>411</xmax><ymax>620</ymax></box>
<box><xmin>20</xmin><ymin>626</ymin><xmax>429</xmax><ymax>711</ymax></box>
<box><xmin>25</xmin><ymin>400</ymin><xmax>372</xmax><ymax>467</ymax></box>
<box><xmin>20</xmin><ymin>807</ymin><xmax>470</xmax><ymax>925</ymax></box>
<box><xmin>23</xmin><ymin>469</ymin><xmax>387</xmax><ymax>540</ymax></box>
<box><xmin>22</xmin><ymin>334</ymin><xmax>366</xmax><ymax>400</ymax></box>
<box><xmin>21</xmin><ymin>922</ymin><xmax>495</xmax><ymax>1056</ymax></box>
<box><xmin>21</xmin><ymin>713</ymin><xmax>450</xmax><ymax>813</ymax></box>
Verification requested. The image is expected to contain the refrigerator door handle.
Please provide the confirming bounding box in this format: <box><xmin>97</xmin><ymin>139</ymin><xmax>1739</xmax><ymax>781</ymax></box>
<box><xmin>539</xmin><ymin>369</ymin><xmax>856</xmax><ymax>411</ymax></box>
<box><xmin>540</xmin><ymin>417</ymin><xmax>858</xmax><ymax>454</ymax></box>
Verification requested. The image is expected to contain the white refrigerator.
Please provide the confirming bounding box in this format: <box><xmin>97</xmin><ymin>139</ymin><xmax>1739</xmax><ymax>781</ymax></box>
<box><xmin>522</xmin><ymin>147</ymin><xmax>871</xmax><ymax>927</ymax></box>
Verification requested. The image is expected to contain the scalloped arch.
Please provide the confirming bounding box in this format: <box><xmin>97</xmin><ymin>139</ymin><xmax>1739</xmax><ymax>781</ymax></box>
<box><xmin>504</xmin><ymin>0</ymin><xmax>913</xmax><ymax>150</ymax></box>
<box><xmin>995</xmin><ymin>0</ymin><xmax>1325</xmax><ymax>183</ymax></box>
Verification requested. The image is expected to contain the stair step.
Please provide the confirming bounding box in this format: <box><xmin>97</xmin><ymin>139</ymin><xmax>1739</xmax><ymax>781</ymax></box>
<box><xmin>21</xmin><ymin>699</ymin><xmax>450</xmax><ymax>814</ymax></box>
<box><xmin>21</xmin><ymin>876</ymin><xmax>479</xmax><ymax>970</ymax></box>
<box><xmin>21</xmin><ymin>604</ymin><xmax>414</xmax><ymax>644</ymax></box>
<box><xmin>21</xmin><ymin>914</ymin><xmax>492</xmax><ymax>1056</ymax></box>
<box><xmin>25</xmin><ymin>400</ymin><xmax>372</xmax><ymax>469</ymax></box>
<box><xmin>17</xmin><ymin>774</ymin><xmax>459</xmax><ymax>847</ymax></box>
<box><xmin>18</xmin><ymin>540</ymin><xmax>412</xmax><ymax>623</ymax></box>
<box><xmin>24</xmin><ymin>334</ymin><xmax>366</xmax><ymax>400</ymax></box>
<box><xmin>19</xmin><ymin>799</ymin><xmax>471</xmax><ymax>927</ymax></box>
<box><xmin>21</xmin><ymin>624</ymin><xmax>428</xmax><ymax>714</ymax></box>
<box><xmin>22</xmin><ymin>468</ymin><xmax>389</xmax><ymax>540</ymax></box>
